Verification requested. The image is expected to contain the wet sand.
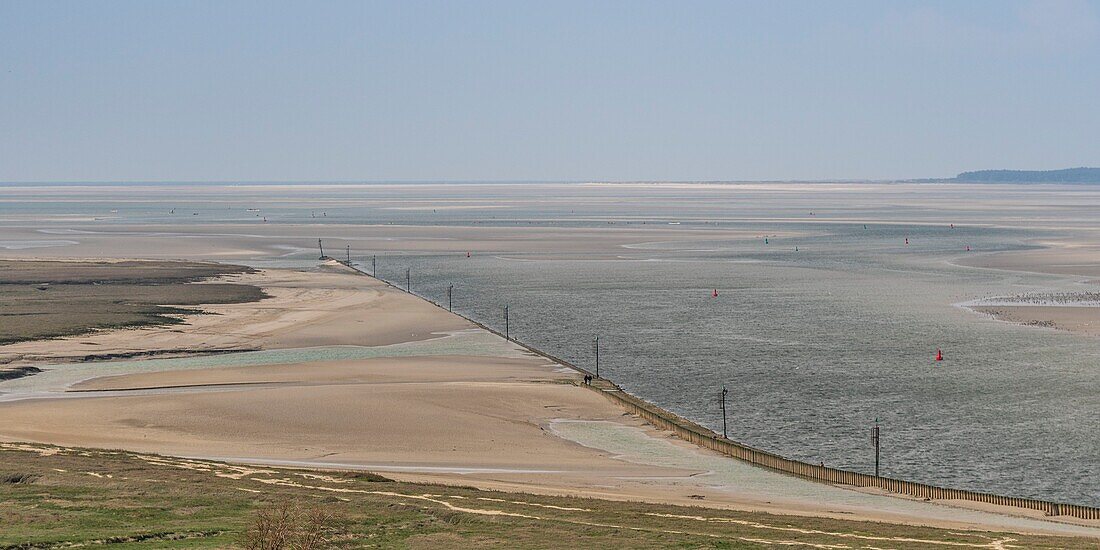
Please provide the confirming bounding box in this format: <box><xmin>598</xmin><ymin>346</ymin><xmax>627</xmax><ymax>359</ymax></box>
<box><xmin>957</xmin><ymin>243</ymin><xmax>1100</xmax><ymax>337</ymax></box>
<box><xmin>956</xmin><ymin>243</ymin><xmax>1100</xmax><ymax>279</ymax></box>
<box><xmin>1</xmin><ymin>262</ymin><xmax>1097</xmax><ymax>537</ymax></box>
<box><xmin>970</xmin><ymin>305</ymin><xmax>1100</xmax><ymax>336</ymax></box>
<box><xmin>0</xmin><ymin>262</ymin><xmax>470</xmax><ymax>366</ymax></box>
<box><xmin>3</xmin><ymin>358</ymin><xmax>652</xmax><ymax>473</ymax></box>
<box><xmin>0</xmin><ymin>223</ymin><xmax>789</xmax><ymax>261</ymax></box>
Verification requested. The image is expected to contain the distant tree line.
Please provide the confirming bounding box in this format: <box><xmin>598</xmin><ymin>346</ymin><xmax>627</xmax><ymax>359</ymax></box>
<box><xmin>954</xmin><ymin>167</ymin><xmax>1100</xmax><ymax>183</ymax></box>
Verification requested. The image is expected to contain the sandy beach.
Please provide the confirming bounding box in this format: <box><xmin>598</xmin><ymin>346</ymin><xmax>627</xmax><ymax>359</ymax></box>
<box><xmin>1</xmin><ymin>259</ymin><xmax>1098</xmax><ymax>538</ymax></box>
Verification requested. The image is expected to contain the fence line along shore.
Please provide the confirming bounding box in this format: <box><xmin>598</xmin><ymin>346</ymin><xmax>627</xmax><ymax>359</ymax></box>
<box><xmin>330</xmin><ymin>257</ymin><xmax>1100</xmax><ymax>521</ymax></box>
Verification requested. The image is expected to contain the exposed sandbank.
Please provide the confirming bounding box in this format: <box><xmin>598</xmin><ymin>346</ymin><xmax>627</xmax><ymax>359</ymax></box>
<box><xmin>0</xmin><ymin>259</ymin><xmax>263</xmax><ymax>346</ymax></box>
<box><xmin>956</xmin><ymin>243</ymin><xmax>1100</xmax><ymax>337</ymax></box>
<box><xmin>0</xmin><ymin>262</ymin><xmax>1096</xmax><ymax>537</ymax></box>
<box><xmin>969</xmin><ymin>305</ymin><xmax>1100</xmax><ymax>336</ymax></box>
<box><xmin>0</xmin><ymin>223</ymin><xmax>800</xmax><ymax>262</ymax></box>
<box><xmin>0</xmin><ymin>262</ymin><xmax>469</xmax><ymax>367</ymax></box>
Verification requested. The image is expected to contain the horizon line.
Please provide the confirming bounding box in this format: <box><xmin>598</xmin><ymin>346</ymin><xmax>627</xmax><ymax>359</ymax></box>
<box><xmin>0</xmin><ymin>177</ymin><xmax>956</xmax><ymax>186</ymax></box>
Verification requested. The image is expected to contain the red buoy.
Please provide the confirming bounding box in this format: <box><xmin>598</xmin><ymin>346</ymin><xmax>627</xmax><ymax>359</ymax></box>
<box><xmin>466</xmin><ymin>251</ymin><xmax>471</xmax><ymax>258</ymax></box>
<box><xmin>712</xmin><ymin>289</ymin><xmax>718</xmax><ymax>298</ymax></box>
<box><xmin>935</xmin><ymin>349</ymin><xmax>943</xmax><ymax>361</ymax></box>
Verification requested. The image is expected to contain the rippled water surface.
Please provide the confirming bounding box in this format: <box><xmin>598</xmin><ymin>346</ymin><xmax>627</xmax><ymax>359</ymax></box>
<box><xmin>380</xmin><ymin>230</ymin><xmax>1100</xmax><ymax>506</ymax></box>
<box><xmin>2</xmin><ymin>182</ymin><xmax>1098</xmax><ymax>506</ymax></box>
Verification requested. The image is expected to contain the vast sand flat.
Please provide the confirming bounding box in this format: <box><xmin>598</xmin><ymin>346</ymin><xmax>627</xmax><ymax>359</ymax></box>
<box><xmin>0</xmin><ymin>263</ymin><xmax>470</xmax><ymax>366</ymax></box>
<box><xmin>1</xmin><ymin>360</ymin><xmax>658</xmax><ymax>473</ymax></box>
<box><xmin>2</xmin><ymin>262</ymin><xmax>1098</xmax><ymax>536</ymax></box>
<box><xmin>0</xmin><ymin>223</ymin><xmax>795</xmax><ymax>261</ymax></box>
<box><xmin>6</xmin><ymin>353</ymin><xmax>1098</xmax><ymax>535</ymax></box>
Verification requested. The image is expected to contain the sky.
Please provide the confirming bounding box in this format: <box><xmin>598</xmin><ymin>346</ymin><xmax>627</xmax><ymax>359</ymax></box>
<box><xmin>1</xmin><ymin>0</ymin><xmax>1099</xmax><ymax>182</ymax></box>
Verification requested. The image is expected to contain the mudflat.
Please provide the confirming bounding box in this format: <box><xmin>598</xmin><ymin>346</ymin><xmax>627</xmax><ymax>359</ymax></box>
<box><xmin>0</xmin><ymin>259</ymin><xmax>264</xmax><ymax>346</ymax></box>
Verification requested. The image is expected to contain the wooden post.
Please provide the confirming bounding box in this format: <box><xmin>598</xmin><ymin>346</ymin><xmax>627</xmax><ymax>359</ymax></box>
<box><xmin>405</xmin><ymin>268</ymin><xmax>410</xmax><ymax>293</ymax></box>
<box><xmin>318</xmin><ymin>239</ymin><xmax>324</xmax><ymax>259</ymax></box>
<box><xmin>346</xmin><ymin>245</ymin><xmax>350</xmax><ymax>264</ymax></box>
<box><xmin>447</xmin><ymin>284</ymin><xmax>453</xmax><ymax>311</ymax></box>
<box><xmin>594</xmin><ymin>335</ymin><xmax>599</xmax><ymax>378</ymax></box>
<box><xmin>871</xmin><ymin>420</ymin><xmax>881</xmax><ymax>477</ymax></box>
<box><xmin>504</xmin><ymin>305</ymin><xmax>509</xmax><ymax>341</ymax></box>
<box><xmin>372</xmin><ymin>255</ymin><xmax>376</xmax><ymax>276</ymax></box>
<box><xmin>720</xmin><ymin>386</ymin><xmax>728</xmax><ymax>439</ymax></box>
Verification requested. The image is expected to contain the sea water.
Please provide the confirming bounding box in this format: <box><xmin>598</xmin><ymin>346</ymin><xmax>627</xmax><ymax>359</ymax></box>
<box><xmin>380</xmin><ymin>227</ymin><xmax>1100</xmax><ymax>506</ymax></box>
<box><xmin>1</xmin><ymin>181</ymin><xmax>1097</xmax><ymax>506</ymax></box>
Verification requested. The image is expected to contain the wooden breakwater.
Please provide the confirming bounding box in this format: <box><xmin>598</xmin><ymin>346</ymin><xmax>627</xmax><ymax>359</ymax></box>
<box><xmin>335</xmin><ymin>259</ymin><xmax>1100</xmax><ymax>520</ymax></box>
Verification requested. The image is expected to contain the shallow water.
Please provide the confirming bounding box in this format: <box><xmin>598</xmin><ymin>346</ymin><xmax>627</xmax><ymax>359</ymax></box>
<box><xmin>2</xmin><ymin>182</ymin><xmax>1098</xmax><ymax>506</ymax></box>
<box><xmin>549</xmin><ymin>420</ymin><xmax>1100</xmax><ymax>537</ymax></box>
<box><xmin>0</xmin><ymin>330</ymin><xmax>523</xmax><ymax>398</ymax></box>
<box><xmin>379</xmin><ymin>231</ymin><xmax>1100</xmax><ymax>507</ymax></box>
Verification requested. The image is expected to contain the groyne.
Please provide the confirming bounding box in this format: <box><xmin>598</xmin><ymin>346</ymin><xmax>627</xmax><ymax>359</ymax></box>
<box><xmin>337</xmin><ymin>259</ymin><xmax>1100</xmax><ymax>521</ymax></box>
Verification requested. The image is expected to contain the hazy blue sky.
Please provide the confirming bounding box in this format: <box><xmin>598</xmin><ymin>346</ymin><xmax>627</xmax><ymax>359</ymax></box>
<box><xmin>2</xmin><ymin>1</ymin><xmax>1098</xmax><ymax>182</ymax></box>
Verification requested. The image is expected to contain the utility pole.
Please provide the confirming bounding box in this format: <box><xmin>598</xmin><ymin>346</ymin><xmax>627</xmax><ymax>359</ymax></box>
<box><xmin>720</xmin><ymin>386</ymin><xmax>729</xmax><ymax>439</ymax></box>
<box><xmin>447</xmin><ymin>284</ymin><xmax>453</xmax><ymax>312</ymax></box>
<box><xmin>405</xmin><ymin>268</ymin><xmax>410</xmax><ymax>293</ymax></box>
<box><xmin>503</xmin><ymin>305</ymin><xmax>509</xmax><ymax>340</ymax></box>
<box><xmin>318</xmin><ymin>239</ymin><xmax>324</xmax><ymax>259</ymax></box>
<box><xmin>594</xmin><ymin>335</ymin><xmax>600</xmax><ymax>378</ymax></box>
<box><xmin>871</xmin><ymin>419</ymin><xmax>881</xmax><ymax>477</ymax></box>
<box><xmin>372</xmin><ymin>255</ymin><xmax>376</xmax><ymax>277</ymax></box>
<box><xmin>346</xmin><ymin>244</ymin><xmax>350</xmax><ymax>264</ymax></box>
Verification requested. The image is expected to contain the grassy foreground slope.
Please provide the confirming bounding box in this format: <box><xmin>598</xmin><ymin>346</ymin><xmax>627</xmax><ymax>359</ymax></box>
<box><xmin>0</xmin><ymin>444</ymin><xmax>1092</xmax><ymax>549</ymax></box>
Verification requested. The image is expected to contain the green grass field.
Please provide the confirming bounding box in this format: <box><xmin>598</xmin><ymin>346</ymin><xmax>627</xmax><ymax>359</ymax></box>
<box><xmin>1</xmin><ymin>443</ymin><xmax>1093</xmax><ymax>549</ymax></box>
